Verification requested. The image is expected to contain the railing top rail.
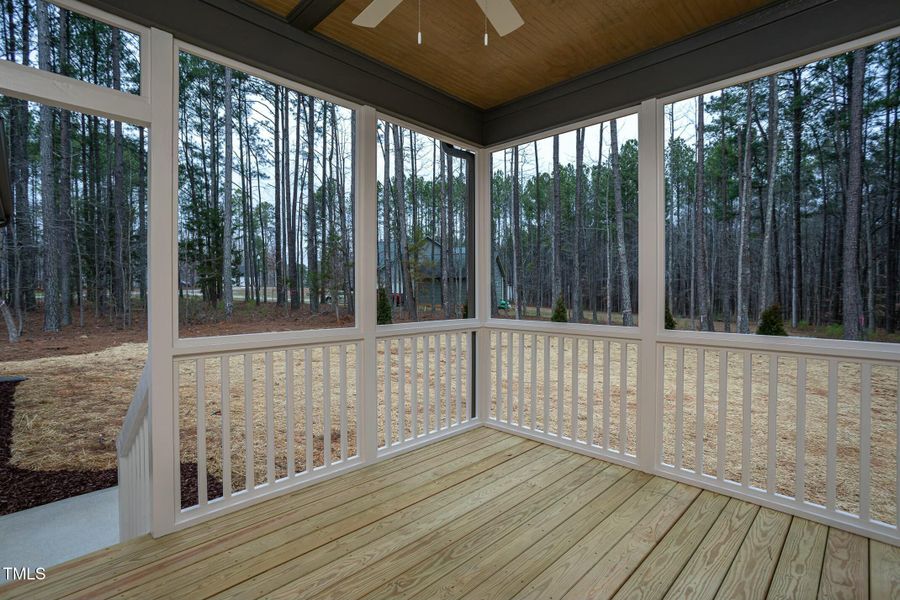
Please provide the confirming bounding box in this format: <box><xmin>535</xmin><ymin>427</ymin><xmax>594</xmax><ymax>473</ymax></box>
<box><xmin>376</xmin><ymin>319</ymin><xmax>478</xmax><ymax>338</ymax></box>
<box><xmin>172</xmin><ymin>328</ymin><xmax>364</xmax><ymax>358</ymax></box>
<box><xmin>657</xmin><ymin>331</ymin><xmax>900</xmax><ymax>364</ymax></box>
<box><xmin>486</xmin><ymin>318</ymin><xmax>643</xmax><ymax>341</ymax></box>
<box><xmin>117</xmin><ymin>360</ymin><xmax>150</xmax><ymax>454</ymax></box>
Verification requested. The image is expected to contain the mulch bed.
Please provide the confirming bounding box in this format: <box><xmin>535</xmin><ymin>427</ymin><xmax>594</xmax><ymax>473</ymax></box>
<box><xmin>1</xmin><ymin>380</ymin><xmax>221</xmax><ymax>515</ymax></box>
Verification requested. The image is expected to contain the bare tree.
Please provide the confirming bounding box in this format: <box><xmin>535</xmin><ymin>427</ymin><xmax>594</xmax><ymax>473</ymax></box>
<box><xmin>695</xmin><ymin>95</ymin><xmax>712</xmax><ymax>330</ymax></box>
<box><xmin>573</xmin><ymin>128</ymin><xmax>585</xmax><ymax>323</ymax></box>
<box><xmin>843</xmin><ymin>49</ymin><xmax>866</xmax><ymax>340</ymax></box>
<box><xmin>610</xmin><ymin>120</ymin><xmax>633</xmax><ymax>325</ymax></box>
<box><xmin>759</xmin><ymin>75</ymin><xmax>779</xmax><ymax>313</ymax></box>
<box><xmin>392</xmin><ymin>124</ymin><xmax>417</xmax><ymax>319</ymax></box>
<box><xmin>737</xmin><ymin>83</ymin><xmax>755</xmax><ymax>334</ymax></box>
<box><xmin>511</xmin><ymin>145</ymin><xmax>523</xmax><ymax>318</ymax></box>
<box><xmin>223</xmin><ymin>67</ymin><xmax>234</xmax><ymax>318</ymax></box>
<box><xmin>552</xmin><ymin>135</ymin><xmax>561</xmax><ymax>305</ymax></box>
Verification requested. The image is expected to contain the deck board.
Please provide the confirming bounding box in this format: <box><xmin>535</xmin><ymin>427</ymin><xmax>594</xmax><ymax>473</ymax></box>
<box><xmin>1</xmin><ymin>427</ymin><xmax>897</xmax><ymax>600</ymax></box>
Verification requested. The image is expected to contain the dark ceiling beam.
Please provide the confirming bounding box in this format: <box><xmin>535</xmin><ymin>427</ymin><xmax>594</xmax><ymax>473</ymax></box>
<box><xmin>77</xmin><ymin>0</ymin><xmax>485</xmax><ymax>144</ymax></box>
<box><xmin>287</xmin><ymin>0</ymin><xmax>344</xmax><ymax>31</ymax></box>
<box><xmin>482</xmin><ymin>0</ymin><xmax>900</xmax><ymax>146</ymax></box>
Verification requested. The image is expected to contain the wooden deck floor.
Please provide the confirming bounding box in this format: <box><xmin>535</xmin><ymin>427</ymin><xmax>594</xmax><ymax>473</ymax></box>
<box><xmin>2</xmin><ymin>427</ymin><xmax>898</xmax><ymax>599</ymax></box>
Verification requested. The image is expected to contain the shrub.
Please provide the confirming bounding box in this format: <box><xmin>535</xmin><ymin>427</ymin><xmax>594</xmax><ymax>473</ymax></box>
<box><xmin>377</xmin><ymin>287</ymin><xmax>392</xmax><ymax>325</ymax></box>
<box><xmin>665</xmin><ymin>300</ymin><xmax>677</xmax><ymax>330</ymax></box>
<box><xmin>757</xmin><ymin>304</ymin><xmax>787</xmax><ymax>336</ymax></box>
<box><xmin>551</xmin><ymin>296</ymin><xmax>568</xmax><ymax>323</ymax></box>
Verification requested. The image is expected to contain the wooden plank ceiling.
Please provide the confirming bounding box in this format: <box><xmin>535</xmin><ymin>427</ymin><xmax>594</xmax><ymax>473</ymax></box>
<box><xmin>248</xmin><ymin>0</ymin><xmax>775</xmax><ymax>109</ymax></box>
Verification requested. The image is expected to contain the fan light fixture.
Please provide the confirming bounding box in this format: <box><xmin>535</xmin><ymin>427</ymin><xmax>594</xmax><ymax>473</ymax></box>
<box><xmin>352</xmin><ymin>0</ymin><xmax>524</xmax><ymax>46</ymax></box>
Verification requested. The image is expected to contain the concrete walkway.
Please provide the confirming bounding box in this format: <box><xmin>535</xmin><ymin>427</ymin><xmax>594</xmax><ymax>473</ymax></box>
<box><xmin>0</xmin><ymin>487</ymin><xmax>118</xmax><ymax>584</ymax></box>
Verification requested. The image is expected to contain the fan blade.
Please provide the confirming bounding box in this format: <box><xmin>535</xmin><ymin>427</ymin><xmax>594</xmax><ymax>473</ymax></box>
<box><xmin>352</xmin><ymin>0</ymin><xmax>404</xmax><ymax>28</ymax></box>
<box><xmin>475</xmin><ymin>0</ymin><xmax>523</xmax><ymax>36</ymax></box>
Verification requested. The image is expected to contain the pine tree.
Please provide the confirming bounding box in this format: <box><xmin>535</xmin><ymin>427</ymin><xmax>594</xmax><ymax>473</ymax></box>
<box><xmin>757</xmin><ymin>304</ymin><xmax>788</xmax><ymax>336</ymax></box>
<box><xmin>377</xmin><ymin>286</ymin><xmax>393</xmax><ymax>325</ymax></box>
<box><xmin>551</xmin><ymin>295</ymin><xmax>567</xmax><ymax>323</ymax></box>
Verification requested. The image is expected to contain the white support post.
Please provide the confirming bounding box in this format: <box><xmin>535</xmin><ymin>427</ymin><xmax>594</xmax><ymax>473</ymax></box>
<box><xmin>475</xmin><ymin>148</ymin><xmax>492</xmax><ymax>423</ymax></box>
<box><xmin>356</xmin><ymin>106</ymin><xmax>379</xmax><ymax>463</ymax></box>
<box><xmin>147</xmin><ymin>27</ymin><xmax>177</xmax><ymax>537</ymax></box>
<box><xmin>636</xmin><ymin>98</ymin><xmax>663</xmax><ymax>473</ymax></box>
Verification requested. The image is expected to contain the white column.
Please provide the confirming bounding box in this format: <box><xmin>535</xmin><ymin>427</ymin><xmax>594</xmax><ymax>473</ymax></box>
<box><xmin>475</xmin><ymin>148</ymin><xmax>492</xmax><ymax>422</ymax></box>
<box><xmin>147</xmin><ymin>27</ymin><xmax>178</xmax><ymax>536</ymax></box>
<box><xmin>636</xmin><ymin>98</ymin><xmax>663</xmax><ymax>473</ymax></box>
<box><xmin>356</xmin><ymin>106</ymin><xmax>379</xmax><ymax>461</ymax></box>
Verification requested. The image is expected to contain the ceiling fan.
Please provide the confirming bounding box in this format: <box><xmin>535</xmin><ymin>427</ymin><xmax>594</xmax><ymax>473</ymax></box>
<box><xmin>352</xmin><ymin>0</ymin><xmax>524</xmax><ymax>37</ymax></box>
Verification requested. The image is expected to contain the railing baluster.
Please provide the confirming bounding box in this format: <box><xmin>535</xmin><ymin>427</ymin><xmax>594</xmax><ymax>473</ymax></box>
<box><xmin>411</xmin><ymin>337</ymin><xmax>418</xmax><ymax>439</ymax></box>
<box><xmin>742</xmin><ymin>352</ymin><xmax>751</xmax><ymax>488</ymax></box>
<box><xmin>340</xmin><ymin>345</ymin><xmax>348</xmax><ymax>462</ymax></box>
<box><xmin>518</xmin><ymin>332</ymin><xmax>525</xmax><ymax>428</ymax></box>
<box><xmin>603</xmin><ymin>339</ymin><xmax>611</xmax><ymax>451</ymax></box>
<box><xmin>826</xmin><ymin>358</ymin><xmax>838</xmax><ymax>511</ymax></box>
<box><xmin>767</xmin><ymin>354</ymin><xmax>777</xmax><ymax>494</ymax></box>
<box><xmin>572</xmin><ymin>338</ymin><xmax>579</xmax><ymax>442</ymax></box>
<box><xmin>557</xmin><ymin>336</ymin><xmax>564</xmax><ymax>438</ymax></box>
<box><xmin>586</xmin><ymin>340</ymin><xmax>594</xmax><ymax>445</ymax></box>
<box><xmin>265</xmin><ymin>351</ymin><xmax>275</xmax><ymax>484</ymax></box>
<box><xmin>717</xmin><ymin>350</ymin><xmax>727</xmax><ymax>481</ymax></box>
<box><xmin>221</xmin><ymin>355</ymin><xmax>231</xmax><ymax>498</ymax></box>
<box><xmin>355</xmin><ymin>343</ymin><xmax>361</xmax><ymax>458</ymax></box>
<box><xmin>457</xmin><ymin>332</ymin><xmax>463</xmax><ymax>426</ymax></box>
<box><xmin>305</xmin><ymin>348</ymin><xmax>313</xmax><ymax>473</ymax></box>
<box><xmin>435</xmin><ymin>333</ymin><xmax>442</xmax><ymax>430</ymax></box>
<box><xmin>196</xmin><ymin>358</ymin><xmax>207</xmax><ymax>506</ymax></box>
<box><xmin>896</xmin><ymin>366</ymin><xmax>899</xmax><ymax>529</ymax></box>
<box><xmin>445</xmin><ymin>332</ymin><xmax>452</xmax><ymax>429</ymax></box>
<box><xmin>424</xmin><ymin>335</ymin><xmax>431</xmax><ymax>433</ymax></box>
<box><xmin>796</xmin><ymin>357</ymin><xmax>806</xmax><ymax>503</ymax></box>
<box><xmin>507</xmin><ymin>330</ymin><xmax>514</xmax><ymax>425</ymax></box>
<box><xmin>620</xmin><ymin>342</ymin><xmax>628</xmax><ymax>453</ymax></box>
<box><xmin>696</xmin><ymin>348</ymin><xmax>705</xmax><ymax>475</ymax></box>
<box><xmin>465</xmin><ymin>333</ymin><xmax>472</xmax><ymax>422</ymax></box>
<box><xmin>323</xmin><ymin>347</ymin><xmax>332</xmax><ymax>467</ymax></box>
<box><xmin>398</xmin><ymin>338</ymin><xmax>406</xmax><ymax>444</ymax></box>
<box><xmin>675</xmin><ymin>346</ymin><xmax>684</xmax><ymax>470</ymax></box>
<box><xmin>860</xmin><ymin>362</ymin><xmax>871</xmax><ymax>522</ymax></box>
<box><xmin>244</xmin><ymin>353</ymin><xmax>254</xmax><ymax>490</ymax></box>
<box><xmin>383</xmin><ymin>339</ymin><xmax>392</xmax><ymax>447</ymax></box>
<box><xmin>543</xmin><ymin>334</ymin><xmax>550</xmax><ymax>434</ymax></box>
<box><xmin>531</xmin><ymin>334</ymin><xmax>538</xmax><ymax>432</ymax></box>
<box><xmin>285</xmin><ymin>351</ymin><xmax>294</xmax><ymax>478</ymax></box>
<box><xmin>494</xmin><ymin>330</ymin><xmax>501</xmax><ymax>422</ymax></box>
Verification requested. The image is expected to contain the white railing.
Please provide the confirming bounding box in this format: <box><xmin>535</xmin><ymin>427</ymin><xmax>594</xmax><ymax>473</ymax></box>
<box><xmin>377</xmin><ymin>324</ymin><xmax>478</xmax><ymax>456</ymax></box>
<box><xmin>486</xmin><ymin>322</ymin><xmax>641</xmax><ymax>467</ymax></box>
<box><xmin>656</xmin><ymin>338</ymin><xmax>900</xmax><ymax>545</ymax></box>
<box><xmin>174</xmin><ymin>340</ymin><xmax>362</xmax><ymax>522</ymax></box>
<box><xmin>117</xmin><ymin>361</ymin><xmax>151</xmax><ymax>542</ymax></box>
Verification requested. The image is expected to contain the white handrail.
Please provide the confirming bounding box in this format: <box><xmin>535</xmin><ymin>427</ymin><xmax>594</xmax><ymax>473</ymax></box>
<box><xmin>117</xmin><ymin>361</ymin><xmax>151</xmax><ymax>542</ymax></box>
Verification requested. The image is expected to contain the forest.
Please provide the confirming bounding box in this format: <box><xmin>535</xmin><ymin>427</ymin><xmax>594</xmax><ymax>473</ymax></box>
<box><xmin>665</xmin><ymin>37</ymin><xmax>899</xmax><ymax>341</ymax></box>
<box><xmin>177</xmin><ymin>52</ymin><xmax>357</xmax><ymax>335</ymax></box>
<box><xmin>377</xmin><ymin>121</ymin><xmax>471</xmax><ymax>323</ymax></box>
<box><xmin>491</xmin><ymin>116</ymin><xmax>640</xmax><ymax>325</ymax></box>
<box><xmin>0</xmin><ymin>0</ymin><xmax>146</xmax><ymax>342</ymax></box>
<box><xmin>491</xmin><ymin>37</ymin><xmax>900</xmax><ymax>343</ymax></box>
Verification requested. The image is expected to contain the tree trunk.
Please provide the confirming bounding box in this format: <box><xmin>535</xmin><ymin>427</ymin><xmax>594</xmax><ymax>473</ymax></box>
<box><xmin>759</xmin><ymin>75</ymin><xmax>779</xmax><ymax>314</ymax></box>
<box><xmin>306</xmin><ymin>97</ymin><xmax>319</xmax><ymax>313</ymax></box>
<box><xmin>223</xmin><ymin>67</ymin><xmax>234</xmax><ymax>317</ymax></box>
<box><xmin>58</xmin><ymin>7</ymin><xmax>72</xmax><ymax>326</ymax></box>
<box><xmin>695</xmin><ymin>95</ymin><xmax>712</xmax><ymax>331</ymax></box>
<box><xmin>737</xmin><ymin>83</ymin><xmax>754</xmax><ymax>334</ymax></box>
<box><xmin>38</xmin><ymin>1</ymin><xmax>59</xmax><ymax>332</ymax></box>
<box><xmin>573</xmin><ymin>128</ymin><xmax>585</xmax><ymax>323</ymax></box>
<box><xmin>552</xmin><ymin>135</ymin><xmax>562</xmax><ymax>305</ymax></box>
<box><xmin>791</xmin><ymin>68</ymin><xmax>804</xmax><ymax>328</ymax></box>
<box><xmin>511</xmin><ymin>145</ymin><xmax>522</xmax><ymax>319</ymax></box>
<box><xmin>392</xmin><ymin>124</ymin><xmax>417</xmax><ymax>319</ymax></box>
<box><xmin>534</xmin><ymin>140</ymin><xmax>542</xmax><ymax>318</ymax></box>
<box><xmin>611</xmin><ymin>120</ymin><xmax>633</xmax><ymax>325</ymax></box>
<box><xmin>842</xmin><ymin>49</ymin><xmax>866</xmax><ymax>340</ymax></box>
